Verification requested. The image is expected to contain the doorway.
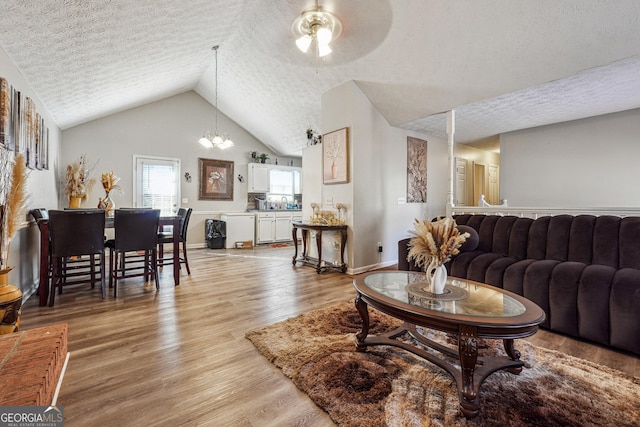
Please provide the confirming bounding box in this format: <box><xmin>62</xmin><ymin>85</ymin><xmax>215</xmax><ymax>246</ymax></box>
<box><xmin>473</xmin><ymin>163</ymin><xmax>485</xmax><ymax>206</ymax></box>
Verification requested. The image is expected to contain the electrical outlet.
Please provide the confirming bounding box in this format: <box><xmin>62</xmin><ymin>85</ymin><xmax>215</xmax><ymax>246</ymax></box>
<box><xmin>377</xmin><ymin>242</ymin><xmax>383</xmax><ymax>253</ymax></box>
<box><xmin>326</xmin><ymin>197</ymin><xmax>334</xmax><ymax>206</ymax></box>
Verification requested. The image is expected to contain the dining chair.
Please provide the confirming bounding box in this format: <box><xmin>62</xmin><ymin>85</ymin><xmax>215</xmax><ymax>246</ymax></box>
<box><xmin>47</xmin><ymin>210</ymin><xmax>106</xmax><ymax>306</ymax></box>
<box><xmin>157</xmin><ymin>207</ymin><xmax>192</xmax><ymax>275</ymax></box>
<box><xmin>105</xmin><ymin>209</ymin><xmax>160</xmax><ymax>297</ymax></box>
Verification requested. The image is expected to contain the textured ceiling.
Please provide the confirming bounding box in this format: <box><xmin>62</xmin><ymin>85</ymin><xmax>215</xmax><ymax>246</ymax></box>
<box><xmin>1</xmin><ymin>0</ymin><xmax>640</xmax><ymax>156</ymax></box>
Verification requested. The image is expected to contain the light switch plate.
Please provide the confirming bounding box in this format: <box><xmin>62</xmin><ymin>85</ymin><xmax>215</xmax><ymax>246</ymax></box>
<box><xmin>182</xmin><ymin>198</ymin><xmax>188</xmax><ymax>204</ymax></box>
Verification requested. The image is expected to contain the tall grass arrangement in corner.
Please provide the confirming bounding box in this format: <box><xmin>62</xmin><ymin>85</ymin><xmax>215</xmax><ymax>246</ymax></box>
<box><xmin>0</xmin><ymin>151</ymin><xmax>29</xmax><ymax>270</ymax></box>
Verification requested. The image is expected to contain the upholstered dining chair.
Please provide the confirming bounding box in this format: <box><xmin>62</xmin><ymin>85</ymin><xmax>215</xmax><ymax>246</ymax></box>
<box><xmin>105</xmin><ymin>209</ymin><xmax>160</xmax><ymax>297</ymax></box>
<box><xmin>47</xmin><ymin>210</ymin><xmax>106</xmax><ymax>306</ymax></box>
<box><xmin>157</xmin><ymin>207</ymin><xmax>192</xmax><ymax>275</ymax></box>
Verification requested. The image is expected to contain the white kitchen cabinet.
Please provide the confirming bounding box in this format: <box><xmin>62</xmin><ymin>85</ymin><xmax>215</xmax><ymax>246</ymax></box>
<box><xmin>220</xmin><ymin>213</ymin><xmax>255</xmax><ymax>249</ymax></box>
<box><xmin>248</xmin><ymin>163</ymin><xmax>270</xmax><ymax>193</ymax></box>
<box><xmin>255</xmin><ymin>211</ymin><xmax>301</xmax><ymax>243</ymax></box>
<box><xmin>256</xmin><ymin>212</ymin><xmax>275</xmax><ymax>244</ymax></box>
<box><xmin>275</xmin><ymin>212</ymin><xmax>293</xmax><ymax>241</ymax></box>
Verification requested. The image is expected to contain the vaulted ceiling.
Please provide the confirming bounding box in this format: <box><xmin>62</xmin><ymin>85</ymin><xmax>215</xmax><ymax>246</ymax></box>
<box><xmin>1</xmin><ymin>0</ymin><xmax>639</xmax><ymax>156</ymax></box>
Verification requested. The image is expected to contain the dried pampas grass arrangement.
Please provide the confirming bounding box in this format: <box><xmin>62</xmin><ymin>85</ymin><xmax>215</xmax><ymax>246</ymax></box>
<box><xmin>407</xmin><ymin>217</ymin><xmax>469</xmax><ymax>268</ymax></box>
<box><xmin>0</xmin><ymin>152</ymin><xmax>29</xmax><ymax>270</ymax></box>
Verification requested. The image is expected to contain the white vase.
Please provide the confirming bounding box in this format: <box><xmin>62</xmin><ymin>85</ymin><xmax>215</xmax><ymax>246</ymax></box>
<box><xmin>426</xmin><ymin>258</ymin><xmax>447</xmax><ymax>294</ymax></box>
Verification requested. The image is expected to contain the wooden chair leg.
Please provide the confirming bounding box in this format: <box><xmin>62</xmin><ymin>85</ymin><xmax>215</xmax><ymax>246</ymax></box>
<box><xmin>153</xmin><ymin>249</ymin><xmax>159</xmax><ymax>290</ymax></box>
<box><xmin>113</xmin><ymin>251</ymin><xmax>119</xmax><ymax>298</ymax></box>
<box><xmin>100</xmin><ymin>252</ymin><xmax>106</xmax><ymax>299</ymax></box>
<box><xmin>109</xmin><ymin>248</ymin><xmax>114</xmax><ymax>289</ymax></box>
<box><xmin>182</xmin><ymin>240</ymin><xmax>191</xmax><ymax>275</ymax></box>
<box><xmin>49</xmin><ymin>258</ymin><xmax>62</xmax><ymax>307</ymax></box>
<box><xmin>90</xmin><ymin>254</ymin><xmax>96</xmax><ymax>289</ymax></box>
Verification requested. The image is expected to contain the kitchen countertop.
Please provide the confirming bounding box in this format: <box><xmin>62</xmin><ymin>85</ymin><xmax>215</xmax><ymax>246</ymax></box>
<box><xmin>249</xmin><ymin>209</ymin><xmax>302</xmax><ymax>212</ymax></box>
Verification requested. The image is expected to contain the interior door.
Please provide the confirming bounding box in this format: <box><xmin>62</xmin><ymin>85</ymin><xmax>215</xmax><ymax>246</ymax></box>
<box><xmin>488</xmin><ymin>165</ymin><xmax>499</xmax><ymax>204</ymax></box>
<box><xmin>473</xmin><ymin>163</ymin><xmax>485</xmax><ymax>206</ymax></box>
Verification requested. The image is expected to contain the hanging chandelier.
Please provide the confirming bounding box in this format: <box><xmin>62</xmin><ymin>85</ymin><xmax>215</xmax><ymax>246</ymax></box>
<box><xmin>292</xmin><ymin>1</ymin><xmax>342</xmax><ymax>58</ymax></box>
<box><xmin>199</xmin><ymin>45</ymin><xmax>234</xmax><ymax>149</ymax></box>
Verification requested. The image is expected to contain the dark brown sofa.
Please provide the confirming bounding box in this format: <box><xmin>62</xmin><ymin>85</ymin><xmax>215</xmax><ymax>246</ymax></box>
<box><xmin>398</xmin><ymin>214</ymin><xmax>640</xmax><ymax>356</ymax></box>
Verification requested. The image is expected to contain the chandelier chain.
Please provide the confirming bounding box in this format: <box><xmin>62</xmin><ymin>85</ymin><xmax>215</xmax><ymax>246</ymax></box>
<box><xmin>213</xmin><ymin>45</ymin><xmax>219</xmax><ymax>134</ymax></box>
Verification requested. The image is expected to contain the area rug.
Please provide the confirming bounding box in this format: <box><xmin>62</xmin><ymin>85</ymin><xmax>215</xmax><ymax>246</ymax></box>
<box><xmin>270</xmin><ymin>243</ymin><xmax>291</xmax><ymax>248</ymax></box>
<box><xmin>246</xmin><ymin>301</ymin><xmax>640</xmax><ymax>426</ymax></box>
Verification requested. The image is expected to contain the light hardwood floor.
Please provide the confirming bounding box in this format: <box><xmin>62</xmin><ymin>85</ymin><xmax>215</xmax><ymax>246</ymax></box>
<box><xmin>20</xmin><ymin>246</ymin><xmax>640</xmax><ymax>426</ymax></box>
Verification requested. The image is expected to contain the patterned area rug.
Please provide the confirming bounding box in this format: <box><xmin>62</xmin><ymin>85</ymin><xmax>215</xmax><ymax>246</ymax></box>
<box><xmin>246</xmin><ymin>301</ymin><xmax>640</xmax><ymax>426</ymax></box>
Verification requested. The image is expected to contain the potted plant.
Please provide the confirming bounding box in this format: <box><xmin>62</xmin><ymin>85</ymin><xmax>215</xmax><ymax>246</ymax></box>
<box><xmin>258</xmin><ymin>153</ymin><xmax>269</xmax><ymax>164</ymax></box>
<box><xmin>249</xmin><ymin>151</ymin><xmax>258</xmax><ymax>162</ymax></box>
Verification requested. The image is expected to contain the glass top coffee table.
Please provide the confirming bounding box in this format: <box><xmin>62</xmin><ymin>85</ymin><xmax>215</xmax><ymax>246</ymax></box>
<box><xmin>353</xmin><ymin>271</ymin><xmax>545</xmax><ymax>419</ymax></box>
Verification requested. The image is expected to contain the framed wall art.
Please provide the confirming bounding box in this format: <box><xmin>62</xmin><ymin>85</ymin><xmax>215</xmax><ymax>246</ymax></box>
<box><xmin>0</xmin><ymin>76</ymin><xmax>49</xmax><ymax>169</ymax></box>
<box><xmin>322</xmin><ymin>127</ymin><xmax>348</xmax><ymax>184</ymax></box>
<box><xmin>199</xmin><ymin>158</ymin><xmax>234</xmax><ymax>200</ymax></box>
<box><xmin>407</xmin><ymin>136</ymin><xmax>427</xmax><ymax>203</ymax></box>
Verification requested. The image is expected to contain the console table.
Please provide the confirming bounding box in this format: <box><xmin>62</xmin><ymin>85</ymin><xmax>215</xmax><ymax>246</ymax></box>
<box><xmin>291</xmin><ymin>221</ymin><xmax>347</xmax><ymax>273</ymax></box>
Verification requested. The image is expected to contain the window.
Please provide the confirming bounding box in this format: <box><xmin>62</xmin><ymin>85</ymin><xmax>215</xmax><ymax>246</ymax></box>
<box><xmin>134</xmin><ymin>155</ymin><xmax>180</xmax><ymax>215</ymax></box>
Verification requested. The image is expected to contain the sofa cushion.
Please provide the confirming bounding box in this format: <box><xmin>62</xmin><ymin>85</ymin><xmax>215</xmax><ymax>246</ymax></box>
<box><xmin>457</xmin><ymin>225</ymin><xmax>479</xmax><ymax>252</ymax></box>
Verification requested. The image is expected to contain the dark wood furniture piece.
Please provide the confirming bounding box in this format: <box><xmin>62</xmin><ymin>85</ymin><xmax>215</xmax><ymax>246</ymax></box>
<box><xmin>48</xmin><ymin>210</ymin><xmax>106</xmax><ymax>306</ymax></box>
<box><xmin>353</xmin><ymin>271</ymin><xmax>545</xmax><ymax>419</ymax></box>
<box><xmin>291</xmin><ymin>221</ymin><xmax>347</xmax><ymax>273</ymax></box>
<box><xmin>105</xmin><ymin>209</ymin><xmax>160</xmax><ymax>297</ymax></box>
<box><xmin>35</xmin><ymin>213</ymin><xmax>181</xmax><ymax>306</ymax></box>
<box><xmin>158</xmin><ymin>207</ymin><xmax>192</xmax><ymax>275</ymax></box>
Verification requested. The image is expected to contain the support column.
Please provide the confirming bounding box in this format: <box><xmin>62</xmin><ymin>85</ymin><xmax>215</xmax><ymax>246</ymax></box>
<box><xmin>446</xmin><ymin>110</ymin><xmax>455</xmax><ymax>217</ymax></box>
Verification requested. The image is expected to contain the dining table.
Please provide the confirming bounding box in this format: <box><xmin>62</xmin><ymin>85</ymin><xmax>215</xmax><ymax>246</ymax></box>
<box><xmin>36</xmin><ymin>214</ymin><xmax>181</xmax><ymax>306</ymax></box>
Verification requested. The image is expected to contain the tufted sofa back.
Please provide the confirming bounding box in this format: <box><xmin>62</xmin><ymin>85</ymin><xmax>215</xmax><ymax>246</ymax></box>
<box><xmin>454</xmin><ymin>214</ymin><xmax>640</xmax><ymax>270</ymax></box>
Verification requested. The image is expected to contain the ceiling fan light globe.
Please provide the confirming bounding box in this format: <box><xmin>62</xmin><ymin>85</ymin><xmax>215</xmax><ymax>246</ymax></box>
<box><xmin>316</xmin><ymin>26</ymin><xmax>332</xmax><ymax>45</ymax></box>
<box><xmin>296</xmin><ymin>35</ymin><xmax>312</xmax><ymax>53</ymax></box>
<box><xmin>318</xmin><ymin>43</ymin><xmax>332</xmax><ymax>57</ymax></box>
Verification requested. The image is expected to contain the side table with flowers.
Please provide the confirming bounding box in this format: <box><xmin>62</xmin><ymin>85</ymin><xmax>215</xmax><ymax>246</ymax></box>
<box><xmin>407</xmin><ymin>217</ymin><xmax>469</xmax><ymax>294</ymax></box>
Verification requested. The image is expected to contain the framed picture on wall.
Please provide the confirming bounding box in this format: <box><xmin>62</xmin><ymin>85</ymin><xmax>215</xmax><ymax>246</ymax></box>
<box><xmin>199</xmin><ymin>158</ymin><xmax>234</xmax><ymax>200</ymax></box>
<box><xmin>407</xmin><ymin>136</ymin><xmax>427</xmax><ymax>203</ymax></box>
<box><xmin>322</xmin><ymin>127</ymin><xmax>348</xmax><ymax>184</ymax></box>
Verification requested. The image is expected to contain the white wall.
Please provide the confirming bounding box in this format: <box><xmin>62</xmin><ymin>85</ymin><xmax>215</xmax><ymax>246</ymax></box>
<box><xmin>315</xmin><ymin>81</ymin><xmax>448</xmax><ymax>273</ymax></box>
<box><xmin>62</xmin><ymin>91</ymin><xmax>299</xmax><ymax>245</ymax></box>
<box><xmin>1</xmin><ymin>47</ymin><xmax>61</xmax><ymax>295</ymax></box>
<box><xmin>501</xmin><ymin>108</ymin><xmax>640</xmax><ymax>207</ymax></box>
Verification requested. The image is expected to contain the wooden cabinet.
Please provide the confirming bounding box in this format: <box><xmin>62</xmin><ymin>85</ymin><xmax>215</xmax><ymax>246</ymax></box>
<box><xmin>255</xmin><ymin>211</ymin><xmax>302</xmax><ymax>244</ymax></box>
<box><xmin>275</xmin><ymin>212</ymin><xmax>292</xmax><ymax>241</ymax></box>
<box><xmin>256</xmin><ymin>212</ymin><xmax>275</xmax><ymax>244</ymax></box>
<box><xmin>248</xmin><ymin>163</ymin><xmax>270</xmax><ymax>193</ymax></box>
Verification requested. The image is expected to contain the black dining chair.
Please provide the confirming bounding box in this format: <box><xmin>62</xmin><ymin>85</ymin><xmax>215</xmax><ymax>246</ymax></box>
<box><xmin>105</xmin><ymin>209</ymin><xmax>160</xmax><ymax>297</ymax></box>
<box><xmin>47</xmin><ymin>210</ymin><xmax>106</xmax><ymax>307</ymax></box>
<box><xmin>157</xmin><ymin>207</ymin><xmax>192</xmax><ymax>275</ymax></box>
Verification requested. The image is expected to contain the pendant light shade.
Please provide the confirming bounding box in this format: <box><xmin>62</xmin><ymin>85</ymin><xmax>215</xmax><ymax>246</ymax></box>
<box><xmin>198</xmin><ymin>45</ymin><xmax>234</xmax><ymax>149</ymax></box>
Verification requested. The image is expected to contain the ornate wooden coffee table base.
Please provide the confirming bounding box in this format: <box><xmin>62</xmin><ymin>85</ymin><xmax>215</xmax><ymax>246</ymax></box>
<box><xmin>356</xmin><ymin>295</ymin><xmax>526</xmax><ymax>418</ymax></box>
<box><xmin>352</xmin><ymin>272</ymin><xmax>545</xmax><ymax>419</ymax></box>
